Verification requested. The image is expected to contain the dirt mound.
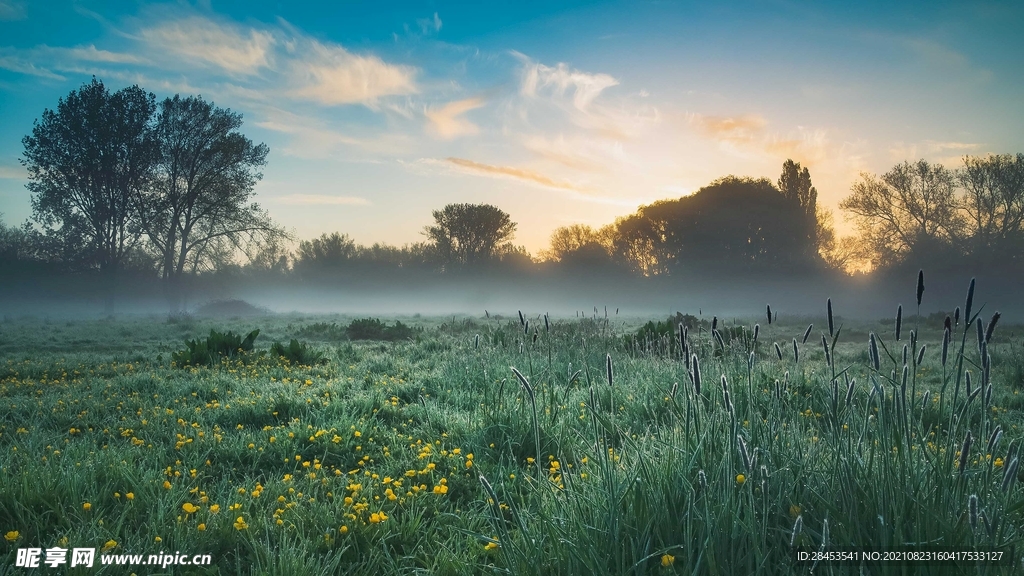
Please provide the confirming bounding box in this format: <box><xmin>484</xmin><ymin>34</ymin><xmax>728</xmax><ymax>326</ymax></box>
<box><xmin>194</xmin><ymin>299</ymin><xmax>270</xmax><ymax>318</ymax></box>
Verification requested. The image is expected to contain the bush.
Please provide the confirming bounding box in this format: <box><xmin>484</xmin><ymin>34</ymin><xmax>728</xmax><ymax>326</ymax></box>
<box><xmin>270</xmin><ymin>339</ymin><xmax>324</xmax><ymax>365</ymax></box>
<box><xmin>297</xmin><ymin>322</ymin><xmax>348</xmax><ymax>341</ymax></box>
<box><xmin>346</xmin><ymin>318</ymin><xmax>417</xmax><ymax>341</ymax></box>
<box><xmin>171</xmin><ymin>329</ymin><xmax>260</xmax><ymax>368</ymax></box>
<box><xmin>626</xmin><ymin>312</ymin><xmax>706</xmax><ymax>355</ymax></box>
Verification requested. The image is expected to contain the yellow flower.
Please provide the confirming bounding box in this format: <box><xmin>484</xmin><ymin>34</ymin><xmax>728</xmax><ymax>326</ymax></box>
<box><xmin>102</xmin><ymin>540</ymin><xmax>117</xmax><ymax>551</ymax></box>
<box><xmin>4</xmin><ymin>531</ymin><xmax>19</xmax><ymax>542</ymax></box>
<box><xmin>340</xmin><ymin>525</ymin><xmax>348</xmax><ymax>534</ymax></box>
<box><xmin>233</xmin><ymin>516</ymin><xmax>248</xmax><ymax>530</ymax></box>
<box><xmin>197</xmin><ymin>523</ymin><xmax>206</xmax><ymax>531</ymax></box>
<box><xmin>209</xmin><ymin>504</ymin><xmax>221</xmax><ymax>514</ymax></box>
<box><xmin>163</xmin><ymin>480</ymin><xmax>172</xmax><ymax>490</ymax></box>
<box><xmin>154</xmin><ymin>536</ymin><xmax>162</xmax><ymax>542</ymax></box>
<box><xmin>484</xmin><ymin>541</ymin><xmax>499</xmax><ymax>551</ymax></box>
<box><xmin>790</xmin><ymin>505</ymin><xmax>801</xmax><ymax>518</ymax></box>
<box><xmin>126</xmin><ymin>492</ymin><xmax>134</xmax><ymax>500</ymax></box>
<box><xmin>369</xmin><ymin>511</ymin><xmax>388</xmax><ymax>524</ymax></box>
<box><xmin>661</xmin><ymin>554</ymin><xmax>675</xmax><ymax>567</ymax></box>
<box><xmin>736</xmin><ymin>474</ymin><xmax>745</xmax><ymax>485</ymax></box>
<box><xmin>182</xmin><ymin>503</ymin><xmax>199</xmax><ymax>514</ymax></box>
<box><xmin>82</xmin><ymin>502</ymin><xmax>92</xmax><ymax>511</ymax></box>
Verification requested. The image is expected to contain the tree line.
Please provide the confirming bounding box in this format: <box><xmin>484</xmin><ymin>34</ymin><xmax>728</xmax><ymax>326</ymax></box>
<box><xmin>3</xmin><ymin>78</ymin><xmax>1024</xmax><ymax>307</ymax></box>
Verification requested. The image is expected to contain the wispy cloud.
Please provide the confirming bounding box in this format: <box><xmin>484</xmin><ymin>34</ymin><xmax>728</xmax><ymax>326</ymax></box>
<box><xmin>0</xmin><ymin>164</ymin><xmax>27</xmax><ymax>179</ymax></box>
<box><xmin>138</xmin><ymin>16</ymin><xmax>274</xmax><ymax>76</ymax></box>
<box><xmin>514</xmin><ymin>51</ymin><xmax>619</xmax><ymax>111</ymax></box>
<box><xmin>286</xmin><ymin>39</ymin><xmax>417</xmax><ymax>106</ymax></box>
<box><xmin>425</xmin><ymin>97</ymin><xmax>484</xmax><ymax>139</ymax></box>
<box><xmin>689</xmin><ymin>113</ymin><xmax>767</xmax><ymax>145</ymax></box>
<box><xmin>445</xmin><ymin>157</ymin><xmax>583</xmax><ymax>191</ymax></box>
<box><xmin>0</xmin><ymin>51</ymin><xmax>64</xmax><ymax>80</ymax></box>
<box><xmin>0</xmin><ymin>0</ymin><xmax>25</xmax><ymax>21</ymax></box>
<box><xmin>274</xmin><ymin>194</ymin><xmax>371</xmax><ymax>206</ymax></box>
<box><xmin>417</xmin><ymin>12</ymin><xmax>442</xmax><ymax>34</ymax></box>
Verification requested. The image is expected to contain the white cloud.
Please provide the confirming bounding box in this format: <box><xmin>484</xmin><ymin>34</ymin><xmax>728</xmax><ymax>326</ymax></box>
<box><xmin>515</xmin><ymin>52</ymin><xmax>618</xmax><ymax>111</ymax></box>
<box><xmin>62</xmin><ymin>45</ymin><xmax>144</xmax><ymax>64</ymax></box>
<box><xmin>0</xmin><ymin>52</ymin><xmax>64</xmax><ymax>80</ymax></box>
<box><xmin>0</xmin><ymin>0</ymin><xmax>25</xmax><ymax>21</ymax></box>
<box><xmin>139</xmin><ymin>16</ymin><xmax>275</xmax><ymax>75</ymax></box>
<box><xmin>417</xmin><ymin>12</ymin><xmax>442</xmax><ymax>34</ymax></box>
<box><xmin>286</xmin><ymin>39</ymin><xmax>418</xmax><ymax>106</ymax></box>
<box><xmin>425</xmin><ymin>97</ymin><xmax>484</xmax><ymax>139</ymax></box>
<box><xmin>0</xmin><ymin>165</ymin><xmax>27</xmax><ymax>179</ymax></box>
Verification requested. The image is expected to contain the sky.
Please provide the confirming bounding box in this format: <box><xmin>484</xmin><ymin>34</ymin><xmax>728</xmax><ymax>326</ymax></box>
<box><xmin>1</xmin><ymin>0</ymin><xmax>1022</xmax><ymax>255</ymax></box>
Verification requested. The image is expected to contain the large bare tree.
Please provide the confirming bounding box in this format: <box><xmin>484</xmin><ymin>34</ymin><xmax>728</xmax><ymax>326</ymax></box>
<box><xmin>960</xmin><ymin>153</ymin><xmax>1024</xmax><ymax>265</ymax></box>
<box><xmin>137</xmin><ymin>94</ymin><xmax>281</xmax><ymax>309</ymax></box>
<box><xmin>840</xmin><ymin>160</ymin><xmax>961</xmax><ymax>269</ymax></box>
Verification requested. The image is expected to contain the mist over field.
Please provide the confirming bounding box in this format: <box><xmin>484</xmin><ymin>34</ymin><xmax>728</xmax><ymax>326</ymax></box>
<box><xmin>2</xmin><ymin>1</ymin><xmax>1024</xmax><ymax>574</ymax></box>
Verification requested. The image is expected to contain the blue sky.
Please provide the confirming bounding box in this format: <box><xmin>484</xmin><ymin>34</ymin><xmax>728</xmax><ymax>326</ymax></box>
<box><xmin>1</xmin><ymin>0</ymin><xmax>1022</xmax><ymax>253</ymax></box>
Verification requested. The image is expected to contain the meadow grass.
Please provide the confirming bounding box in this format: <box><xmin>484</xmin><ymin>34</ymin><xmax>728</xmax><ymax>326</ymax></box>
<box><xmin>1</xmin><ymin>287</ymin><xmax>1024</xmax><ymax>574</ymax></box>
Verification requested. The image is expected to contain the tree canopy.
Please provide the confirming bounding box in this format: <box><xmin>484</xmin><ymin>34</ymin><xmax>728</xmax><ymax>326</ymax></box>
<box><xmin>424</xmin><ymin>203</ymin><xmax>517</xmax><ymax>269</ymax></box>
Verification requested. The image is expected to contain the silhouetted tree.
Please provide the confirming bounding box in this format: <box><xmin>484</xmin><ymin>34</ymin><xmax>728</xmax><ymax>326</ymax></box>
<box><xmin>21</xmin><ymin>78</ymin><xmax>159</xmax><ymax>281</ymax></box>
<box><xmin>424</xmin><ymin>203</ymin><xmax>516</xmax><ymax>269</ymax></box>
<box><xmin>841</xmin><ymin>160</ymin><xmax>961</xmax><ymax>270</ymax></box>
<box><xmin>778</xmin><ymin>159</ymin><xmax>820</xmax><ymax>257</ymax></box>
<box><xmin>138</xmin><ymin>94</ymin><xmax>279</xmax><ymax>310</ymax></box>
<box><xmin>960</xmin><ymin>153</ymin><xmax>1024</xmax><ymax>267</ymax></box>
<box><xmin>607</xmin><ymin>176</ymin><xmax>820</xmax><ymax>275</ymax></box>
<box><xmin>294</xmin><ymin>232</ymin><xmax>358</xmax><ymax>273</ymax></box>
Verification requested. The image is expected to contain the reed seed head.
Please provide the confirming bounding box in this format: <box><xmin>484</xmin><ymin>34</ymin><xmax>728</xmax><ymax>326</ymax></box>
<box><xmin>986</xmin><ymin>312</ymin><xmax>1000</xmax><ymax>344</ymax></box>
<box><xmin>774</xmin><ymin>342</ymin><xmax>783</xmax><ymax>361</ymax></box>
<box><xmin>954</xmin><ymin>306</ymin><xmax>961</xmax><ymax>328</ymax></box>
<box><xmin>869</xmin><ymin>333</ymin><xmax>880</xmax><ymax>371</ymax></box>
<box><xmin>895</xmin><ymin>305</ymin><xmax>903</xmax><ymax>341</ymax></box>
<box><xmin>827</xmin><ymin>298</ymin><xmax>835</xmax><ymax>338</ymax></box>
<box><xmin>793</xmin><ymin>338</ymin><xmax>799</xmax><ymax>363</ymax></box>
<box><xmin>692</xmin><ymin>355</ymin><xmax>701</xmax><ymax>395</ymax></box>
<box><xmin>942</xmin><ymin>328</ymin><xmax>950</xmax><ymax>366</ymax></box>
<box><xmin>606</xmin><ymin>354</ymin><xmax>613</xmax><ymax>387</ymax></box>
<box><xmin>917</xmin><ymin>270</ymin><xmax>925</xmax><ymax>307</ymax></box>
<box><xmin>1002</xmin><ymin>457</ymin><xmax>1019</xmax><ymax>492</ymax></box>
<box><xmin>803</xmin><ymin>324</ymin><xmax>813</xmax><ymax>344</ymax></box>
<box><xmin>766</xmin><ymin>304</ymin><xmax>772</xmax><ymax>325</ymax></box>
<box><xmin>916</xmin><ymin>345</ymin><xmax>926</xmax><ymax>366</ymax></box>
<box><xmin>965</xmin><ymin>278</ymin><xmax>976</xmax><ymax>324</ymax></box>
<box><xmin>987</xmin><ymin>426</ymin><xmax>1003</xmax><ymax>455</ymax></box>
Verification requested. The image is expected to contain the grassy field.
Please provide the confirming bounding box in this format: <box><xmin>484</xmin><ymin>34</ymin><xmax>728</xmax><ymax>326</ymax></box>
<box><xmin>2</xmin><ymin>285</ymin><xmax>1024</xmax><ymax>574</ymax></box>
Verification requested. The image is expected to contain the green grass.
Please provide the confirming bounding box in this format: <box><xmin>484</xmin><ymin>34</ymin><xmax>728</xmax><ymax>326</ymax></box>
<box><xmin>1</xmin><ymin>302</ymin><xmax>1023</xmax><ymax>575</ymax></box>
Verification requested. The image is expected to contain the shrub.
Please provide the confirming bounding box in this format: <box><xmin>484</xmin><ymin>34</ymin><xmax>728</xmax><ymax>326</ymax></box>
<box><xmin>297</xmin><ymin>322</ymin><xmax>348</xmax><ymax>341</ymax></box>
<box><xmin>270</xmin><ymin>339</ymin><xmax>324</xmax><ymax>365</ymax></box>
<box><xmin>346</xmin><ymin>318</ymin><xmax>417</xmax><ymax>341</ymax></box>
<box><xmin>171</xmin><ymin>329</ymin><xmax>260</xmax><ymax>368</ymax></box>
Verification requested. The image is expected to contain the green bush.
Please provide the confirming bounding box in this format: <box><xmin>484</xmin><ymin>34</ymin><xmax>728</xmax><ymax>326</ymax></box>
<box><xmin>269</xmin><ymin>339</ymin><xmax>324</xmax><ymax>365</ymax></box>
<box><xmin>297</xmin><ymin>322</ymin><xmax>348</xmax><ymax>341</ymax></box>
<box><xmin>171</xmin><ymin>328</ymin><xmax>260</xmax><ymax>368</ymax></box>
<box><xmin>346</xmin><ymin>318</ymin><xmax>417</xmax><ymax>341</ymax></box>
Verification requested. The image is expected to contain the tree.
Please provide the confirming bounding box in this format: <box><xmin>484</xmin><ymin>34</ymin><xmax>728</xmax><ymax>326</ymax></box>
<box><xmin>294</xmin><ymin>232</ymin><xmax>358</xmax><ymax>274</ymax></box>
<box><xmin>959</xmin><ymin>153</ymin><xmax>1024</xmax><ymax>266</ymax></box>
<box><xmin>840</xmin><ymin>160</ymin><xmax>961</xmax><ymax>269</ymax></box>
<box><xmin>778</xmin><ymin>159</ymin><xmax>822</xmax><ymax>258</ymax></box>
<box><xmin>606</xmin><ymin>176</ymin><xmax>819</xmax><ymax>276</ymax></box>
<box><xmin>137</xmin><ymin>94</ymin><xmax>279</xmax><ymax>309</ymax></box>
<box><xmin>21</xmin><ymin>78</ymin><xmax>159</xmax><ymax>279</ymax></box>
<box><xmin>424</xmin><ymin>203</ymin><xmax>516</xmax><ymax>269</ymax></box>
